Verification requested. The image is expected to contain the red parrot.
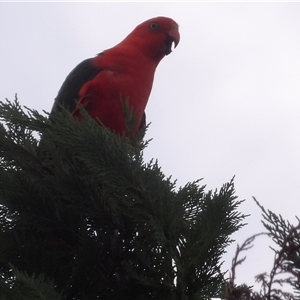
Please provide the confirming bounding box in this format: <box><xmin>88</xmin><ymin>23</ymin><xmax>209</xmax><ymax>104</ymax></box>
<box><xmin>51</xmin><ymin>16</ymin><xmax>180</xmax><ymax>136</ymax></box>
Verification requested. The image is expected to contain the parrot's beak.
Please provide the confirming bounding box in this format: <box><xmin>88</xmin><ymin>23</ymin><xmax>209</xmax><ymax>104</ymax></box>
<box><xmin>169</xmin><ymin>28</ymin><xmax>180</xmax><ymax>49</ymax></box>
<box><xmin>163</xmin><ymin>28</ymin><xmax>180</xmax><ymax>55</ymax></box>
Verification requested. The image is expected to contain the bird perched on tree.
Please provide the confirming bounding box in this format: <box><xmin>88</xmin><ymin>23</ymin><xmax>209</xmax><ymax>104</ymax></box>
<box><xmin>50</xmin><ymin>16</ymin><xmax>180</xmax><ymax>136</ymax></box>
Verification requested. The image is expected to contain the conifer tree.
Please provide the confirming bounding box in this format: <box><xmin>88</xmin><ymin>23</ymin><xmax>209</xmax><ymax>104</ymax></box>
<box><xmin>0</xmin><ymin>97</ymin><xmax>246</xmax><ymax>299</ymax></box>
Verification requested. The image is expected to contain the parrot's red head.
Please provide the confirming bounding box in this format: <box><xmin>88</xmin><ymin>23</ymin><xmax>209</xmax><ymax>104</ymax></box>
<box><xmin>120</xmin><ymin>16</ymin><xmax>180</xmax><ymax>62</ymax></box>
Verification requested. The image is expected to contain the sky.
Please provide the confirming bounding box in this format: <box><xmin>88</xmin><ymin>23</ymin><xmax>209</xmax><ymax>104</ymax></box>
<box><xmin>1</xmin><ymin>1</ymin><xmax>300</xmax><ymax>292</ymax></box>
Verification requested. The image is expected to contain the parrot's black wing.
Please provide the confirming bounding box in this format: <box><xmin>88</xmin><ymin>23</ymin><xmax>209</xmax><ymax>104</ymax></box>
<box><xmin>50</xmin><ymin>53</ymin><xmax>146</xmax><ymax>129</ymax></box>
<box><xmin>50</xmin><ymin>56</ymin><xmax>101</xmax><ymax>115</ymax></box>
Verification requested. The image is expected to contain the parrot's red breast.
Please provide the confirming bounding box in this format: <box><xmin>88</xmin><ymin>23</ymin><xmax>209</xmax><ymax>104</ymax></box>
<box><xmin>51</xmin><ymin>16</ymin><xmax>180</xmax><ymax>136</ymax></box>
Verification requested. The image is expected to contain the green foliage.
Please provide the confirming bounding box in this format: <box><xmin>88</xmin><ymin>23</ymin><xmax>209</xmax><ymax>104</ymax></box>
<box><xmin>0</xmin><ymin>266</ymin><xmax>61</xmax><ymax>300</ymax></box>
<box><xmin>0</xmin><ymin>97</ymin><xmax>246</xmax><ymax>299</ymax></box>
<box><xmin>256</xmin><ymin>199</ymin><xmax>300</xmax><ymax>297</ymax></box>
<box><xmin>224</xmin><ymin>199</ymin><xmax>300</xmax><ymax>300</ymax></box>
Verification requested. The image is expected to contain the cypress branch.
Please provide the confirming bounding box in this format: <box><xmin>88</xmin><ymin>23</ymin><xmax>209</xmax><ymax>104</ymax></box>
<box><xmin>0</xmin><ymin>97</ymin><xmax>246</xmax><ymax>299</ymax></box>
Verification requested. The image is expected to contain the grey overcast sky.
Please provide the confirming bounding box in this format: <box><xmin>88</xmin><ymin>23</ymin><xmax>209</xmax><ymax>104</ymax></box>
<box><xmin>1</xmin><ymin>2</ymin><xmax>300</xmax><ymax>291</ymax></box>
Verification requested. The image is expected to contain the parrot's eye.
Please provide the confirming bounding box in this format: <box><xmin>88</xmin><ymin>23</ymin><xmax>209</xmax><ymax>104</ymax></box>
<box><xmin>149</xmin><ymin>22</ymin><xmax>159</xmax><ymax>30</ymax></box>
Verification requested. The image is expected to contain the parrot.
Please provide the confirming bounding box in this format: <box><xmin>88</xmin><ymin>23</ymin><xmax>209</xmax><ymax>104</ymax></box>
<box><xmin>50</xmin><ymin>16</ymin><xmax>180</xmax><ymax>136</ymax></box>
